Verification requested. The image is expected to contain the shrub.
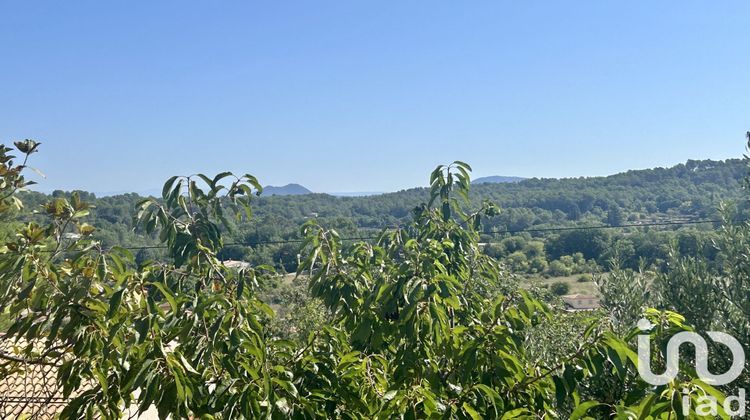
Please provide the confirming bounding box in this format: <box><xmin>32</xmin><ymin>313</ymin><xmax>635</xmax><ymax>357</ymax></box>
<box><xmin>548</xmin><ymin>260</ymin><xmax>572</xmax><ymax>277</ymax></box>
<box><xmin>577</xmin><ymin>274</ymin><xmax>593</xmax><ymax>283</ymax></box>
<box><xmin>528</xmin><ymin>256</ymin><xmax>548</xmax><ymax>274</ymax></box>
<box><xmin>506</xmin><ymin>251</ymin><xmax>528</xmax><ymax>272</ymax></box>
<box><xmin>550</xmin><ymin>281</ymin><xmax>570</xmax><ymax>295</ymax></box>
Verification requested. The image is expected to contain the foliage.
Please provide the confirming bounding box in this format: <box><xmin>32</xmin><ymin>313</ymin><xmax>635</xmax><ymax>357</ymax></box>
<box><xmin>1</xmin><ymin>159</ymin><xmax>297</xmax><ymax>418</ymax></box>
<box><xmin>261</xmin><ymin>277</ymin><xmax>330</xmax><ymax>344</ymax></box>
<box><xmin>576</xmin><ymin>274</ymin><xmax>592</xmax><ymax>283</ymax></box>
<box><xmin>594</xmin><ymin>136</ymin><xmax>750</xmax><ymax>414</ymax></box>
<box><xmin>549</xmin><ymin>281</ymin><xmax>570</xmax><ymax>296</ymax></box>
<box><xmin>0</xmin><ymin>146</ymin><xmax>727</xmax><ymax>418</ymax></box>
<box><xmin>9</xmin><ymin>156</ymin><xmax>744</xmax><ymax>275</ymax></box>
<box><xmin>597</xmin><ymin>264</ymin><xmax>652</xmax><ymax>334</ymax></box>
<box><xmin>290</xmin><ymin>161</ymin><xmax>721</xmax><ymax>418</ymax></box>
<box><xmin>646</xmin><ymin>138</ymin><xmax>750</xmax><ymax>406</ymax></box>
<box><xmin>607</xmin><ymin>204</ymin><xmax>624</xmax><ymax>227</ymax></box>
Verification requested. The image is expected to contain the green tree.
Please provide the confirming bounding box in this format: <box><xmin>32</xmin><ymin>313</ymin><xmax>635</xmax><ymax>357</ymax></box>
<box><xmin>272</xmin><ymin>243</ymin><xmax>300</xmax><ymax>272</ymax></box>
<box><xmin>606</xmin><ymin>204</ymin><xmax>624</xmax><ymax>226</ymax></box>
<box><xmin>506</xmin><ymin>251</ymin><xmax>528</xmax><ymax>272</ymax></box>
<box><xmin>550</xmin><ymin>281</ymin><xmax>570</xmax><ymax>296</ymax></box>
<box><xmin>648</xmin><ymin>135</ymin><xmax>750</xmax><ymax>403</ymax></box>
<box><xmin>548</xmin><ymin>260</ymin><xmax>572</xmax><ymax>277</ymax></box>
<box><xmin>546</xmin><ymin>229</ymin><xmax>610</xmax><ymax>262</ymax></box>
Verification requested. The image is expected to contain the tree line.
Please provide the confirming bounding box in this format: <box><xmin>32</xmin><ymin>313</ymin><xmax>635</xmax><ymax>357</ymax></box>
<box><xmin>8</xmin><ymin>156</ymin><xmax>743</xmax><ymax>277</ymax></box>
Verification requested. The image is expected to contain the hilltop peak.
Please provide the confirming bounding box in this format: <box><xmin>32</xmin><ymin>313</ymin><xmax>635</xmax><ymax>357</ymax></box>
<box><xmin>472</xmin><ymin>175</ymin><xmax>526</xmax><ymax>184</ymax></box>
<box><xmin>262</xmin><ymin>183</ymin><xmax>312</xmax><ymax>196</ymax></box>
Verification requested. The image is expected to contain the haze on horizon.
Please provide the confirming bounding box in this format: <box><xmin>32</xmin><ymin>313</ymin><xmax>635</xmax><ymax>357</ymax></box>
<box><xmin>1</xmin><ymin>1</ymin><xmax>748</xmax><ymax>194</ymax></box>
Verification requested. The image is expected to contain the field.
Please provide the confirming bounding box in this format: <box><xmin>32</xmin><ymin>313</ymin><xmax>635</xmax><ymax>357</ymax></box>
<box><xmin>524</xmin><ymin>273</ymin><xmax>602</xmax><ymax>296</ymax></box>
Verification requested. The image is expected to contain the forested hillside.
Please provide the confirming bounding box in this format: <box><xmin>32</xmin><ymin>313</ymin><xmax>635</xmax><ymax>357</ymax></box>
<box><xmin>9</xmin><ymin>158</ymin><xmax>745</xmax><ymax>276</ymax></box>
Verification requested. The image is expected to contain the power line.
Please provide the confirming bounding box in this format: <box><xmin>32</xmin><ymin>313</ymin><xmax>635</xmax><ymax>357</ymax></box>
<box><xmin>48</xmin><ymin>217</ymin><xmax>737</xmax><ymax>253</ymax></box>
<box><xmin>500</xmin><ymin>218</ymin><xmax>728</xmax><ymax>234</ymax></box>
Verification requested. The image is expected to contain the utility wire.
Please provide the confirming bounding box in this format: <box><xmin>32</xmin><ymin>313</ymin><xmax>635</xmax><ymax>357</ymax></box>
<box><xmin>51</xmin><ymin>217</ymin><xmax>738</xmax><ymax>253</ymax></box>
<box><xmin>499</xmin><ymin>218</ymin><xmax>728</xmax><ymax>234</ymax></box>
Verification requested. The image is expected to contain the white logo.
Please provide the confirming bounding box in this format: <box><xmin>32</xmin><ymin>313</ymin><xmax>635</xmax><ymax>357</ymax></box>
<box><xmin>636</xmin><ymin>318</ymin><xmax>746</xmax><ymax>417</ymax></box>
<box><xmin>636</xmin><ymin>318</ymin><xmax>745</xmax><ymax>386</ymax></box>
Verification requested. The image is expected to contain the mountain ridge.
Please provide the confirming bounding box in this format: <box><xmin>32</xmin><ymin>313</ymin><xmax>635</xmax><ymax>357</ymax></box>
<box><xmin>472</xmin><ymin>175</ymin><xmax>527</xmax><ymax>184</ymax></box>
<box><xmin>262</xmin><ymin>183</ymin><xmax>312</xmax><ymax>196</ymax></box>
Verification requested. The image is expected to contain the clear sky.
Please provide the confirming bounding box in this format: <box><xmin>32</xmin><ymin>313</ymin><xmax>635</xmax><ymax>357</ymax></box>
<box><xmin>1</xmin><ymin>1</ymin><xmax>749</xmax><ymax>194</ymax></box>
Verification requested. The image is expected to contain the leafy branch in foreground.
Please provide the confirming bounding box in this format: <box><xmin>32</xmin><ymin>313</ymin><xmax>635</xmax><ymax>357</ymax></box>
<box><xmin>0</xmin><ymin>139</ymin><xmax>40</xmax><ymax>212</ymax></box>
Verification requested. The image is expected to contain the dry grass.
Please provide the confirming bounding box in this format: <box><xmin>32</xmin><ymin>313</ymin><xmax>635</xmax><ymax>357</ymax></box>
<box><xmin>523</xmin><ymin>274</ymin><xmax>604</xmax><ymax>296</ymax></box>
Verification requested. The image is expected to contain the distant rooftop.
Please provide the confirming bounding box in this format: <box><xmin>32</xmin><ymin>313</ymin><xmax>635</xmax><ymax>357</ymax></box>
<box><xmin>561</xmin><ymin>294</ymin><xmax>600</xmax><ymax>311</ymax></box>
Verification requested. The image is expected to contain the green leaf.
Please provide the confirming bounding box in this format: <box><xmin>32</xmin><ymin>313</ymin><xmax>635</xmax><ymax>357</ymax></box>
<box><xmin>383</xmin><ymin>390</ymin><xmax>398</xmax><ymax>402</ymax></box>
<box><xmin>501</xmin><ymin>409</ymin><xmax>530</xmax><ymax>419</ymax></box>
<box><xmin>162</xmin><ymin>176</ymin><xmax>179</xmax><ymax>199</ymax></box>
<box><xmin>212</xmin><ymin>171</ymin><xmax>233</xmax><ymax>185</ymax></box>
<box><xmin>553</xmin><ymin>376</ymin><xmax>567</xmax><ymax>407</ymax></box>
<box><xmin>570</xmin><ymin>401</ymin><xmax>602</xmax><ymax>420</ymax></box>
<box><xmin>272</xmin><ymin>377</ymin><xmax>299</xmax><ymax>398</ymax></box>
<box><xmin>179</xmin><ymin>353</ymin><xmax>199</xmax><ymax>375</ymax></box>
<box><xmin>149</xmin><ymin>282</ymin><xmax>178</xmax><ymax>311</ymax></box>
<box><xmin>453</xmin><ymin>160</ymin><xmax>472</xmax><ymax>171</ymax></box>
<box><xmin>462</xmin><ymin>402</ymin><xmax>482</xmax><ymax>420</ymax></box>
<box><xmin>107</xmin><ymin>288</ymin><xmax>125</xmax><ymax>317</ymax></box>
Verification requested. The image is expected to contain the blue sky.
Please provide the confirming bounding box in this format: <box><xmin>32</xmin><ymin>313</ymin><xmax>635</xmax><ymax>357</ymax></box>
<box><xmin>1</xmin><ymin>1</ymin><xmax>749</xmax><ymax>194</ymax></box>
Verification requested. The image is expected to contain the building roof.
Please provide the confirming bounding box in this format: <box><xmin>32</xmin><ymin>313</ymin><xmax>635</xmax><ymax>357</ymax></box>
<box><xmin>561</xmin><ymin>294</ymin><xmax>601</xmax><ymax>311</ymax></box>
<box><xmin>0</xmin><ymin>339</ymin><xmax>70</xmax><ymax>419</ymax></box>
<box><xmin>222</xmin><ymin>259</ymin><xmax>251</xmax><ymax>270</ymax></box>
<box><xmin>0</xmin><ymin>338</ymin><xmax>158</xmax><ymax>418</ymax></box>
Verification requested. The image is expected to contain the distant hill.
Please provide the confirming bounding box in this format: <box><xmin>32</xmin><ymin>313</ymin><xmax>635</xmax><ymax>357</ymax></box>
<box><xmin>262</xmin><ymin>183</ymin><xmax>312</xmax><ymax>196</ymax></box>
<box><xmin>18</xmin><ymin>158</ymin><xmax>746</xmax><ymax>265</ymax></box>
<box><xmin>330</xmin><ymin>191</ymin><xmax>386</xmax><ymax>197</ymax></box>
<box><xmin>472</xmin><ymin>175</ymin><xmax>526</xmax><ymax>184</ymax></box>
